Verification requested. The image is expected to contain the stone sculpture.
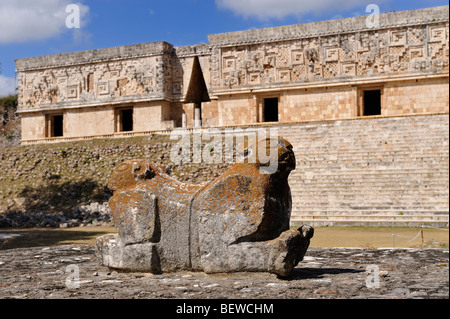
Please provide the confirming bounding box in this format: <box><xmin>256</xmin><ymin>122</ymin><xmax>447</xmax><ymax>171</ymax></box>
<box><xmin>96</xmin><ymin>137</ymin><xmax>314</xmax><ymax>276</ymax></box>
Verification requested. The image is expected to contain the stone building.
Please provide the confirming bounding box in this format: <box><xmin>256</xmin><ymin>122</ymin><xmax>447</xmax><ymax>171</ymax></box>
<box><xmin>16</xmin><ymin>6</ymin><xmax>448</xmax><ymax>143</ymax></box>
<box><xmin>13</xmin><ymin>6</ymin><xmax>449</xmax><ymax>227</ymax></box>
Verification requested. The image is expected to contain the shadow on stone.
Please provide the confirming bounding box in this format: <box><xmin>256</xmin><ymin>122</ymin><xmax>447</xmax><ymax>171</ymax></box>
<box><xmin>17</xmin><ymin>179</ymin><xmax>109</xmax><ymax>213</ymax></box>
<box><xmin>286</xmin><ymin>267</ymin><xmax>365</xmax><ymax>281</ymax></box>
<box><xmin>0</xmin><ymin>229</ymin><xmax>113</xmax><ymax>250</ymax></box>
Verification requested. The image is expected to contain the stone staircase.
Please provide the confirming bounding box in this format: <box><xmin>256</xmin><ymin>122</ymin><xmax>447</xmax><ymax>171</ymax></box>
<box><xmin>277</xmin><ymin>114</ymin><xmax>449</xmax><ymax>227</ymax></box>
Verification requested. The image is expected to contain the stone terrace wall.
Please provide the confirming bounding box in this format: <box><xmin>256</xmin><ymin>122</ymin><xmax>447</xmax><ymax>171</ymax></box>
<box><xmin>1</xmin><ymin>114</ymin><xmax>448</xmax><ymax>227</ymax></box>
<box><xmin>280</xmin><ymin>114</ymin><xmax>449</xmax><ymax>227</ymax></box>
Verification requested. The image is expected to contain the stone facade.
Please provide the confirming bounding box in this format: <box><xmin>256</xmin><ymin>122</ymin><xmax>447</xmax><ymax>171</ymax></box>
<box><xmin>15</xmin><ymin>6</ymin><xmax>449</xmax><ymax>143</ymax></box>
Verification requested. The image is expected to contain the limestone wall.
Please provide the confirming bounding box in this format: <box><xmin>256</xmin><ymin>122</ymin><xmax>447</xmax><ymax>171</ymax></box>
<box><xmin>278</xmin><ymin>114</ymin><xmax>449</xmax><ymax>227</ymax></box>
<box><xmin>4</xmin><ymin>114</ymin><xmax>448</xmax><ymax>227</ymax></box>
<box><xmin>384</xmin><ymin>78</ymin><xmax>449</xmax><ymax>116</ymax></box>
<box><xmin>201</xmin><ymin>76</ymin><xmax>448</xmax><ymax>126</ymax></box>
<box><xmin>280</xmin><ymin>87</ymin><xmax>357</xmax><ymax>122</ymax></box>
<box><xmin>20</xmin><ymin>113</ymin><xmax>46</xmax><ymax>141</ymax></box>
<box><xmin>64</xmin><ymin>107</ymin><xmax>115</xmax><ymax>138</ymax></box>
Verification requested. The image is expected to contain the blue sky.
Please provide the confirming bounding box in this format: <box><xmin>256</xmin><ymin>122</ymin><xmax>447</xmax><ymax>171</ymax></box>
<box><xmin>0</xmin><ymin>0</ymin><xmax>448</xmax><ymax>96</ymax></box>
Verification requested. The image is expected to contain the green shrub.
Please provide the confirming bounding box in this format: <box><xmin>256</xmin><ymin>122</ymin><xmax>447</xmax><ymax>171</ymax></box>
<box><xmin>0</xmin><ymin>95</ymin><xmax>18</xmax><ymax>110</ymax></box>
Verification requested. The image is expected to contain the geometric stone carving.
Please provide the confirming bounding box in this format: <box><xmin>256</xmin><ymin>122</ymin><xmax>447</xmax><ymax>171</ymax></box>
<box><xmin>67</xmin><ymin>85</ymin><xmax>78</xmax><ymax>99</ymax></box>
<box><xmin>390</xmin><ymin>30</ymin><xmax>407</xmax><ymax>46</ymax></box>
<box><xmin>342</xmin><ymin>63</ymin><xmax>357</xmax><ymax>76</ymax></box>
<box><xmin>429</xmin><ymin>27</ymin><xmax>446</xmax><ymax>43</ymax></box>
<box><xmin>325</xmin><ymin>48</ymin><xmax>339</xmax><ymax>62</ymax></box>
<box><xmin>410</xmin><ymin>46</ymin><xmax>425</xmax><ymax>60</ymax></box>
<box><xmin>277</xmin><ymin>68</ymin><xmax>291</xmax><ymax>82</ymax></box>
<box><xmin>248</xmin><ymin>72</ymin><xmax>261</xmax><ymax>85</ymax></box>
<box><xmin>172</xmin><ymin>82</ymin><xmax>182</xmax><ymax>94</ymax></box>
<box><xmin>265</xmin><ymin>55</ymin><xmax>277</xmax><ymax>68</ymax></box>
<box><xmin>291</xmin><ymin>49</ymin><xmax>305</xmax><ymax>65</ymax></box>
<box><xmin>97</xmin><ymin>82</ymin><xmax>109</xmax><ymax>96</ymax></box>
<box><xmin>223</xmin><ymin>56</ymin><xmax>236</xmax><ymax>70</ymax></box>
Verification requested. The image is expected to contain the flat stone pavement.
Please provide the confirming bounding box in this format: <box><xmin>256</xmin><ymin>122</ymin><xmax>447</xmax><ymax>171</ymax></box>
<box><xmin>0</xmin><ymin>245</ymin><xmax>448</xmax><ymax>300</ymax></box>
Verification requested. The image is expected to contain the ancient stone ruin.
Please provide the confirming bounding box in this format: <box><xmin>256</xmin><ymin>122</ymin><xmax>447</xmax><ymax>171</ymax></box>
<box><xmin>96</xmin><ymin>137</ymin><xmax>314</xmax><ymax>276</ymax></box>
<box><xmin>15</xmin><ymin>6</ymin><xmax>449</xmax><ymax>144</ymax></box>
<box><xmin>11</xmin><ymin>5</ymin><xmax>447</xmax><ymax>228</ymax></box>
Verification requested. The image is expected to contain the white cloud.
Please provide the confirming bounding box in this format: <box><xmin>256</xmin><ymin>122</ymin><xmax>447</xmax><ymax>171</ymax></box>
<box><xmin>216</xmin><ymin>0</ymin><xmax>387</xmax><ymax>20</ymax></box>
<box><xmin>0</xmin><ymin>0</ymin><xmax>89</xmax><ymax>44</ymax></box>
<box><xmin>0</xmin><ymin>75</ymin><xmax>16</xmax><ymax>97</ymax></box>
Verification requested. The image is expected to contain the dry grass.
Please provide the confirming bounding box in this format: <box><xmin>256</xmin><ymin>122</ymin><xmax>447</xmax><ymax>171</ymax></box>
<box><xmin>309</xmin><ymin>226</ymin><xmax>449</xmax><ymax>249</ymax></box>
<box><xmin>0</xmin><ymin>227</ymin><xmax>116</xmax><ymax>250</ymax></box>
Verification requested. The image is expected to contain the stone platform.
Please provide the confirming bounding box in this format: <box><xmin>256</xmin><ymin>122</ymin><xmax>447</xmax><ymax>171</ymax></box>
<box><xmin>0</xmin><ymin>245</ymin><xmax>447</xmax><ymax>299</ymax></box>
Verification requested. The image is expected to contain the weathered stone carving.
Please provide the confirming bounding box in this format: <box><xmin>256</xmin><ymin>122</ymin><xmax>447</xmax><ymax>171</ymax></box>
<box><xmin>209</xmin><ymin>17</ymin><xmax>449</xmax><ymax>90</ymax></box>
<box><xmin>17</xmin><ymin>43</ymin><xmax>175</xmax><ymax>108</ymax></box>
<box><xmin>96</xmin><ymin>137</ymin><xmax>313</xmax><ymax>276</ymax></box>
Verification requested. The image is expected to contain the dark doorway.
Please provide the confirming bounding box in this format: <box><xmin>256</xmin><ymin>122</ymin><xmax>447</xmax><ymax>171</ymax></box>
<box><xmin>184</xmin><ymin>56</ymin><xmax>211</xmax><ymax>128</ymax></box>
<box><xmin>52</xmin><ymin>115</ymin><xmax>64</xmax><ymax>137</ymax></box>
<box><xmin>264</xmin><ymin>98</ymin><xmax>279</xmax><ymax>122</ymax></box>
<box><xmin>363</xmin><ymin>90</ymin><xmax>381</xmax><ymax>116</ymax></box>
<box><xmin>120</xmin><ymin>109</ymin><xmax>134</xmax><ymax>132</ymax></box>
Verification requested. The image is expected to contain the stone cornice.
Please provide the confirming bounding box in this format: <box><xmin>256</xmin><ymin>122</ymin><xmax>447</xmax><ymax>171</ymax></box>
<box><xmin>15</xmin><ymin>41</ymin><xmax>174</xmax><ymax>72</ymax></box>
<box><xmin>207</xmin><ymin>6</ymin><xmax>449</xmax><ymax>47</ymax></box>
<box><xmin>175</xmin><ymin>44</ymin><xmax>212</xmax><ymax>57</ymax></box>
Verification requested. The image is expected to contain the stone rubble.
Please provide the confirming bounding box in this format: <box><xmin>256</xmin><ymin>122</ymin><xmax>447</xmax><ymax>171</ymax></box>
<box><xmin>0</xmin><ymin>202</ymin><xmax>113</xmax><ymax>228</ymax></box>
<box><xmin>0</xmin><ymin>245</ymin><xmax>447</xmax><ymax>299</ymax></box>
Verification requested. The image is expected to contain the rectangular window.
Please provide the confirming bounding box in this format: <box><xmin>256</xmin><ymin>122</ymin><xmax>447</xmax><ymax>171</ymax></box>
<box><xmin>363</xmin><ymin>90</ymin><xmax>381</xmax><ymax>116</ymax></box>
<box><xmin>264</xmin><ymin>98</ymin><xmax>279</xmax><ymax>122</ymax></box>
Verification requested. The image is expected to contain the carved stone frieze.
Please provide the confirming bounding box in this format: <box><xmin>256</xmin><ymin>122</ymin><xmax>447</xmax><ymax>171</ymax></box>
<box><xmin>209</xmin><ymin>22</ymin><xmax>448</xmax><ymax>90</ymax></box>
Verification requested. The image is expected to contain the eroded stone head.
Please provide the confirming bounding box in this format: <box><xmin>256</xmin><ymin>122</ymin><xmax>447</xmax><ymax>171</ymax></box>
<box><xmin>107</xmin><ymin>160</ymin><xmax>168</xmax><ymax>192</ymax></box>
<box><xmin>236</xmin><ymin>137</ymin><xmax>296</xmax><ymax>175</ymax></box>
